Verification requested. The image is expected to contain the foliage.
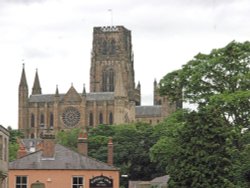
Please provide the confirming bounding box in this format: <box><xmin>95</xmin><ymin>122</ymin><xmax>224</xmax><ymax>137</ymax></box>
<box><xmin>56</xmin><ymin>128</ymin><xmax>81</xmax><ymax>150</ymax></box>
<box><xmin>166</xmin><ymin>108</ymin><xmax>241</xmax><ymax>188</ymax></box>
<box><xmin>7</xmin><ymin>126</ymin><xmax>24</xmax><ymax>161</ymax></box>
<box><xmin>155</xmin><ymin>41</ymin><xmax>250</xmax><ymax>187</ymax></box>
<box><xmin>159</xmin><ymin>41</ymin><xmax>250</xmax><ymax>127</ymax></box>
<box><xmin>150</xmin><ymin>109</ymin><xmax>187</xmax><ymax>169</ymax></box>
<box><xmin>160</xmin><ymin>41</ymin><xmax>250</xmax><ymax>104</ymax></box>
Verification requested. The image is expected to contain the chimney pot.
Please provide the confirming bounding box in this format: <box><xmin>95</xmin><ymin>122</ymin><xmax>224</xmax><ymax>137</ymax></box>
<box><xmin>78</xmin><ymin>131</ymin><xmax>88</xmax><ymax>156</ymax></box>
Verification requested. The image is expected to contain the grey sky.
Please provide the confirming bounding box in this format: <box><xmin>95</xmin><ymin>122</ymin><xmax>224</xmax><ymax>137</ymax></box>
<box><xmin>0</xmin><ymin>0</ymin><xmax>250</xmax><ymax>128</ymax></box>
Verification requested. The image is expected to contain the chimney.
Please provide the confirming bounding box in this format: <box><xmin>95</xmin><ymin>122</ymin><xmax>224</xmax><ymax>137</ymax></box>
<box><xmin>41</xmin><ymin>131</ymin><xmax>55</xmax><ymax>159</ymax></box>
<box><xmin>77</xmin><ymin>131</ymin><xmax>88</xmax><ymax>156</ymax></box>
<box><xmin>17</xmin><ymin>142</ymin><xmax>27</xmax><ymax>159</ymax></box>
<box><xmin>107</xmin><ymin>137</ymin><xmax>113</xmax><ymax>166</ymax></box>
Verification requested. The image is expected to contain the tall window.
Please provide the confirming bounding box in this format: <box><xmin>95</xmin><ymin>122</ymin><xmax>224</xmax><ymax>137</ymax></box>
<box><xmin>30</xmin><ymin>133</ymin><xmax>35</xmax><ymax>139</ymax></box>
<box><xmin>102</xmin><ymin>40</ymin><xmax>108</xmax><ymax>55</ymax></box>
<box><xmin>89</xmin><ymin>113</ymin><xmax>93</xmax><ymax>127</ymax></box>
<box><xmin>110</xmin><ymin>39</ymin><xmax>116</xmax><ymax>55</ymax></box>
<box><xmin>72</xmin><ymin>176</ymin><xmax>84</xmax><ymax>188</ymax></box>
<box><xmin>102</xmin><ymin>68</ymin><xmax>114</xmax><ymax>92</ymax></box>
<box><xmin>50</xmin><ymin>113</ymin><xmax>54</xmax><ymax>128</ymax></box>
<box><xmin>16</xmin><ymin>176</ymin><xmax>27</xmax><ymax>188</ymax></box>
<box><xmin>31</xmin><ymin>114</ymin><xmax>35</xmax><ymax>128</ymax></box>
<box><xmin>0</xmin><ymin>135</ymin><xmax>2</xmax><ymax>160</ymax></box>
<box><xmin>99</xmin><ymin>113</ymin><xmax>103</xmax><ymax>124</ymax></box>
<box><xmin>40</xmin><ymin>113</ymin><xmax>44</xmax><ymax>128</ymax></box>
<box><xmin>109</xmin><ymin>112</ymin><xmax>113</xmax><ymax>125</ymax></box>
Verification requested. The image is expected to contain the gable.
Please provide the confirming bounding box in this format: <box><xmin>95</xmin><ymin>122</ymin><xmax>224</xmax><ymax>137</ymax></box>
<box><xmin>63</xmin><ymin>86</ymin><xmax>82</xmax><ymax>103</ymax></box>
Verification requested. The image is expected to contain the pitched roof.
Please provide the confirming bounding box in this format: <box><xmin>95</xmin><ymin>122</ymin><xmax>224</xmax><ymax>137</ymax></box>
<box><xmin>9</xmin><ymin>144</ymin><xmax>118</xmax><ymax>171</ymax></box>
<box><xmin>135</xmin><ymin>106</ymin><xmax>162</xmax><ymax>117</ymax></box>
<box><xmin>29</xmin><ymin>92</ymin><xmax>114</xmax><ymax>103</ymax></box>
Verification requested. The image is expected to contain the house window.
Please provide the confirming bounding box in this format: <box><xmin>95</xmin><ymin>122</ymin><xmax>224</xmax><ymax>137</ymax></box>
<box><xmin>16</xmin><ymin>176</ymin><xmax>27</xmax><ymax>188</ymax></box>
<box><xmin>72</xmin><ymin>176</ymin><xmax>84</xmax><ymax>188</ymax></box>
<box><xmin>31</xmin><ymin>114</ymin><xmax>35</xmax><ymax>128</ymax></box>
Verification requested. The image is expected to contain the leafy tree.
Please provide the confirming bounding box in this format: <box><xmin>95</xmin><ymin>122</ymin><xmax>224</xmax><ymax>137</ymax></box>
<box><xmin>56</xmin><ymin>128</ymin><xmax>81</xmax><ymax>150</ymax></box>
<box><xmin>160</xmin><ymin>41</ymin><xmax>250</xmax><ymax>127</ymax></box>
<box><xmin>7</xmin><ymin>126</ymin><xmax>24</xmax><ymax>161</ymax></box>
<box><xmin>166</xmin><ymin>108</ymin><xmax>241</xmax><ymax>188</ymax></box>
<box><xmin>156</xmin><ymin>41</ymin><xmax>250</xmax><ymax>187</ymax></box>
<box><xmin>150</xmin><ymin>109</ymin><xmax>187</xmax><ymax>170</ymax></box>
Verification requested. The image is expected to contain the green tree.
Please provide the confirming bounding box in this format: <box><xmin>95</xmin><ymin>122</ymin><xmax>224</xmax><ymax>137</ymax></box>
<box><xmin>156</xmin><ymin>41</ymin><xmax>250</xmax><ymax>187</ymax></box>
<box><xmin>7</xmin><ymin>126</ymin><xmax>24</xmax><ymax>161</ymax></box>
<box><xmin>150</xmin><ymin>109</ymin><xmax>187</xmax><ymax>171</ymax></box>
<box><xmin>166</xmin><ymin>108</ymin><xmax>241</xmax><ymax>188</ymax></box>
<box><xmin>160</xmin><ymin>41</ymin><xmax>250</xmax><ymax>127</ymax></box>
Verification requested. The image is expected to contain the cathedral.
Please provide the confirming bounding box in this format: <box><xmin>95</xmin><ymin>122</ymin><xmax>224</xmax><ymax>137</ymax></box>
<box><xmin>18</xmin><ymin>26</ymin><xmax>177</xmax><ymax>138</ymax></box>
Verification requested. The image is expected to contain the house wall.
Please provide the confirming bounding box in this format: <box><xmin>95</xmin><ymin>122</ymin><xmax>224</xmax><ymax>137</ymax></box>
<box><xmin>0</xmin><ymin>125</ymin><xmax>9</xmax><ymax>188</ymax></box>
<box><xmin>9</xmin><ymin>169</ymin><xmax>119</xmax><ymax>188</ymax></box>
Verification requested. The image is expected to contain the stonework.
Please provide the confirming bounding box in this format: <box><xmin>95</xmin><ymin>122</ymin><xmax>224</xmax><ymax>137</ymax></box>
<box><xmin>18</xmin><ymin>25</ymin><xmax>177</xmax><ymax>138</ymax></box>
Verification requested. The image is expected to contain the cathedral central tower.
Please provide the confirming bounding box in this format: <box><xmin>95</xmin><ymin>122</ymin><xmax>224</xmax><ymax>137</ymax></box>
<box><xmin>90</xmin><ymin>26</ymin><xmax>140</xmax><ymax>105</ymax></box>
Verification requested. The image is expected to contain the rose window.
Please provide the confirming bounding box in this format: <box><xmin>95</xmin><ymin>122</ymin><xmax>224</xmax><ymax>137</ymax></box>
<box><xmin>62</xmin><ymin>107</ymin><xmax>80</xmax><ymax>128</ymax></box>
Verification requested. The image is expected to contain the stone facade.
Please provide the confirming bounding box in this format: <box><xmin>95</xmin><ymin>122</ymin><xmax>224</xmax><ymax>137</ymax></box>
<box><xmin>18</xmin><ymin>25</ymin><xmax>177</xmax><ymax>138</ymax></box>
<box><xmin>0</xmin><ymin>125</ymin><xmax>9</xmax><ymax>188</ymax></box>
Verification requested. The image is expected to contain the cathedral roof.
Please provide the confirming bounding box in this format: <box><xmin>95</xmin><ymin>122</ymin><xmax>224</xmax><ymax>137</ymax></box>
<box><xmin>135</xmin><ymin>106</ymin><xmax>162</xmax><ymax>117</ymax></box>
<box><xmin>9</xmin><ymin>144</ymin><xmax>118</xmax><ymax>171</ymax></box>
<box><xmin>29</xmin><ymin>92</ymin><xmax>114</xmax><ymax>103</ymax></box>
<box><xmin>86</xmin><ymin>92</ymin><xmax>114</xmax><ymax>101</ymax></box>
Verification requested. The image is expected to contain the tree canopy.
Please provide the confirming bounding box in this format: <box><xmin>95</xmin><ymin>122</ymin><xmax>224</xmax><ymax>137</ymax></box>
<box><xmin>153</xmin><ymin>41</ymin><xmax>250</xmax><ymax>187</ymax></box>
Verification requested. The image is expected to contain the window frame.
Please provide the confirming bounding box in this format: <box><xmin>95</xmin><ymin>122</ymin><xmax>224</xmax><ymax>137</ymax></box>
<box><xmin>16</xmin><ymin>176</ymin><xmax>28</xmax><ymax>188</ymax></box>
<box><xmin>72</xmin><ymin>176</ymin><xmax>84</xmax><ymax>188</ymax></box>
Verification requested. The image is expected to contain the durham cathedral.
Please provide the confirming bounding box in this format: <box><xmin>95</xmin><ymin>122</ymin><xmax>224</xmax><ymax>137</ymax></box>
<box><xmin>18</xmin><ymin>26</ymin><xmax>177</xmax><ymax>138</ymax></box>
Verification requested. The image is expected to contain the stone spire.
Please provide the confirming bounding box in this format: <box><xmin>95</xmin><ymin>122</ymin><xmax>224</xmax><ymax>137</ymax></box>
<box><xmin>19</xmin><ymin>64</ymin><xmax>28</xmax><ymax>88</ymax></box>
<box><xmin>82</xmin><ymin>84</ymin><xmax>86</xmax><ymax>96</ymax></box>
<box><xmin>55</xmin><ymin>85</ymin><xmax>59</xmax><ymax>96</ymax></box>
<box><xmin>32</xmin><ymin>69</ymin><xmax>42</xmax><ymax>95</ymax></box>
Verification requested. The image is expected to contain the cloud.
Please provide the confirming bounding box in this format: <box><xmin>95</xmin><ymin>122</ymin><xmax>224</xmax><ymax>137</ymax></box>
<box><xmin>4</xmin><ymin>0</ymin><xmax>47</xmax><ymax>4</ymax></box>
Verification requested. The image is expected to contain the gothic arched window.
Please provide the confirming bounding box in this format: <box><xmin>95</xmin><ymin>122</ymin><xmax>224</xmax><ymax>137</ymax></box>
<box><xmin>102</xmin><ymin>68</ymin><xmax>115</xmax><ymax>92</ymax></box>
<box><xmin>89</xmin><ymin>112</ymin><xmax>93</xmax><ymax>127</ymax></box>
<box><xmin>31</xmin><ymin>114</ymin><xmax>35</xmax><ymax>128</ymax></box>
<box><xmin>102</xmin><ymin>40</ymin><xmax>108</xmax><ymax>55</ymax></box>
<box><xmin>110</xmin><ymin>39</ymin><xmax>116</xmax><ymax>55</ymax></box>
<box><xmin>30</xmin><ymin>133</ymin><xmax>35</xmax><ymax>139</ymax></box>
<box><xmin>40</xmin><ymin>113</ymin><xmax>44</xmax><ymax>128</ymax></box>
<box><xmin>109</xmin><ymin>112</ymin><xmax>113</xmax><ymax>125</ymax></box>
<box><xmin>50</xmin><ymin>113</ymin><xmax>54</xmax><ymax>128</ymax></box>
<box><xmin>99</xmin><ymin>113</ymin><xmax>103</xmax><ymax>125</ymax></box>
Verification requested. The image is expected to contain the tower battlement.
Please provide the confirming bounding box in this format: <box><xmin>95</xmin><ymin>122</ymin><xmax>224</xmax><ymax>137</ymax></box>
<box><xmin>94</xmin><ymin>26</ymin><xmax>129</xmax><ymax>33</ymax></box>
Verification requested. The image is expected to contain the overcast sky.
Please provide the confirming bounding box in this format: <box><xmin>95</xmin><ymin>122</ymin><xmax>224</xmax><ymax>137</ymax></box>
<box><xmin>0</xmin><ymin>0</ymin><xmax>250</xmax><ymax>129</ymax></box>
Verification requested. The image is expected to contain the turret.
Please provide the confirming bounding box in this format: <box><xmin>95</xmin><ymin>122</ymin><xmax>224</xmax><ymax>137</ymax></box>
<box><xmin>18</xmin><ymin>64</ymin><xmax>29</xmax><ymax>133</ymax></box>
<box><xmin>153</xmin><ymin>79</ymin><xmax>161</xmax><ymax>105</ymax></box>
<box><xmin>32</xmin><ymin>69</ymin><xmax>42</xmax><ymax>95</ymax></box>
